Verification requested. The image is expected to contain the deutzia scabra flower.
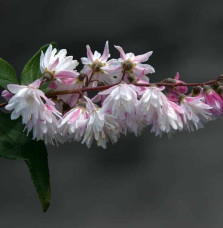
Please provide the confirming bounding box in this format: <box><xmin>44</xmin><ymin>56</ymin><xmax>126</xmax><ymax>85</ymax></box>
<box><xmin>166</xmin><ymin>73</ymin><xmax>188</xmax><ymax>102</ymax></box>
<box><xmin>179</xmin><ymin>95</ymin><xmax>212</xmax><ymax>132</ymax></box>
<box><xmin>138</xmin><ymin>86</ymin><xmax>183</xmax><ymax>136</ymax></box>
<box><xmin>82</xmin><ymin>97</ymin><xmax>121</xmax><ymax>149</ymax></box>
<box><xmin>40</xmin><ymin>44</ymin><xmax>79</xmax><ymax>85</ymax></box>
<box><xmin>58</xmin><ymin>101</ymin><xmax>89</xmax><ymax>142</ymax></box>
<box><xmin>5</xmin><ymin>79</ymin><xmax>61</xmax><ymax>144</ymax></box>
<box><xmin>99</xmin><ymin>83</ymin><xmax>141</xmax><ymax>135</ymax></box>
<box><xmin>203</xmin><ymin>85</ymin><xmax>223</xmax><ymax>116</ymax></box>
<box><xmin>101</xmin><ymin>45</ymin><xmax>155</xmax><ymax>83</ymax></box>
<box><xmin>25</xmin><ymin>104</ymin><xmax>61</xmax><ymax>144</ymax></box>
<box><xmin>81</xmin><ymin>41</ymin><xmax>115</xmax><ymax>85</ymax></box>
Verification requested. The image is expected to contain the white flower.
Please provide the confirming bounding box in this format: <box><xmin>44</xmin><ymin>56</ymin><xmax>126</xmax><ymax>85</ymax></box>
<box><xmin>138</xmin><ymin>86</ymin><xmax>184</xmax><ymax>136</ymax></box>
<box><xmin>25</xmin><ymin>104</ymin><xmax>61</xmax><ymax>145</ymax></box>
<box><xmin>101</xmin><ymin>45</ymin><xmax>155</xmax><ymax>83</ymax></box>
<box><xmin>99</xmin><ymin>83</ymin><xmax>141</xmax><ymax>135</ymax></box>
<box><xmin>180</xmin><ymin>95</ymin><xmax>212</xmax><ymax>131</ymax></box>
<box><xmin>82</xmin><ymin>97</ymin><xmax>121</xmax><ymax>149</ymax></box>
<box><xmin>40</xmin><ymin>44</ymin><xmax>79</xmax><ymax>84</ymax></box>
<box><xmin>81</xmin><ymin>41</ymin><xmax>115</xmax><ymax>85</ymax></box>
<box><xmin>58</xmin><ymin>103</ymin><xmax>89</xmax><ymax>142</ymax></box>
<box><xmin>5</xmin><ymin>79</ymin><xmax>61</xmax><ymax>144</ymax></box>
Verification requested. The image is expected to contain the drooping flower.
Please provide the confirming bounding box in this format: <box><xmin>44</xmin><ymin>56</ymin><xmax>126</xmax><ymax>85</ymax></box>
<box><xmin>99</xmin><ymin>83</ymin><xmax>142</xmax><ymax>135</ymax></box>
<box><xmin>40</xmin><ymin>44</ymin><xmax>79</xmax><ymax>85</ymax></box>
<box><xmin>81</xmin><ymin>97</ymin><xmax>121</xmax><ymax>148</ymax></box>
<box><xmin>81</xmin><ymin>41</ymin><xmax>116</xmax><ymax>85</ymax></box>
<box><xmin>5</xmin><ymin>79</ymin><xmax>61</xmax><ymax>144</ymax></box>
<box><xmin>25</xmin><ymin>104</ymin><xmax>61</xmax><ymax>144</ymax></box>
<box><xmin>203</xmin><ymin>85</ymin><xmax>223</xmax><ymax>116</ymax></box>
<box><xmin>58</xmin><ymin>101</ymin><xmax>89</xmax><ymax>142</ymax></box>
<box><xmin>138</xmin><ymin>86</ymin><xmax>184</xmax><ymax>136</ymax></box>
<box><xmin>101</xmin><ymin>45</ymin><xmax>155</xmax><ymax>83</ymax></box>
<box><xmin>179</xmin><ymin>95</ymin><xmax>212</xmax><ymax>132</ymax></box>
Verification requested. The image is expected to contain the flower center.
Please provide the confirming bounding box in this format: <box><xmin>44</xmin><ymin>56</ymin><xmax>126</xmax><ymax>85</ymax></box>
<box><xmin>122</xmin><ymin>59</ymin><xmax>135</xmax><ymax>72</ymax></box>
<box><xmin>42</xmin><ymin>70</ymin><xmax>55</xmax><ymax>81</ymax></box>
<box><xmin>90</xmin><ymin>60</ymin><xmax>105</xmax><ymax>73</ymax></box>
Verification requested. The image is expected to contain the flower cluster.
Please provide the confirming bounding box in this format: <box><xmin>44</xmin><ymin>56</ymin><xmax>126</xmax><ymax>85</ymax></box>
<box><xmin>2</xmin><ymin>42</ymin><xmax>223</xmax><ymax>148</ymax></box>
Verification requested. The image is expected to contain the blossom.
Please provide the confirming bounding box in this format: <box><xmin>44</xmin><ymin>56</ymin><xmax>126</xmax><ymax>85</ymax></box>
<box><xmin>58</xmin><ymin>102</ymin><xmax>89</xmax><ymax>142</ymax></box>
<box><xmin>5</xmin><ymin>79</ymin><xmax>61</xmax><ymax>144</ymax></box>
<box><xmin>203</xmin><ymin>85</ymin><xmax>223</xmax><ymax>116</ymax></box>
<box><xmin>82</xmin><ymin>97</ymin><xmax>121</xmax><ymax>149</ymax></box>
<box><xmin>138</xmin><ymin>86</ymin><xmax>184</xmax><ymax>136</ymax></box>
<box><xmin>99</xmin><ymin>83</ymin><xmax>141</xmax><ymax>135</ymax></box>
<box><xmin>166</xmin><ymin>73</ymin><xmax>188</xmax><ymax>102</ymax></box>
<box><xmin>25</xmin><ymin>104</ymin><xmax>60</xmax><ymax>144</ymax></box>
<box><xmin>40</xmin><ymin>44</ymin><xmax>79</xmax><ymax>85</ymax></box>
<box><xmin>101</xmin><ymin>45</ymin><xmax>155</xmax><ymax>83</ymax></box>
<box><xmin>179</xmin><ymin>95</ymin><xmax>212</xmax><ymax>132</ymax></box>
<box><xmin>81</xmin><ymin>41</ymin><xmax>116</xmax><ymax>85</ymax></box>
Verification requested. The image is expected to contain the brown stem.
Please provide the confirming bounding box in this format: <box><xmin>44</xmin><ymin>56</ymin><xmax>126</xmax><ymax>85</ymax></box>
<box><xmin>0</xmin><ymin>103</ymin><xmax>7</xmax><ymax>108</ymax></box>
<box><xmin>45</xmin><ymin>76</ymin><xmax>222</xmax><ymax>98</ymax></box>
<box><xmin>0</xmin><ymin>75</ymin><xmax>222</xmax><ymax>107</ymax></box>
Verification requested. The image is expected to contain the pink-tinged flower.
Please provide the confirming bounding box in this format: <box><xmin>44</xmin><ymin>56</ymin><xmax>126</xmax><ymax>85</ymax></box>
<box><xmin>81</xmin><ymin>41</ymin><xmax>115</xmax><ymax>85</ymax></box>
<box><xmin>82</xmin><ymin>97</ymin><xmax>121</xmax><ymax>149</ymax></box>
<box><xmin>179</xmin><ymin>95</ymin><xmax>212</xmax><ymax>132</ymax></box>
<box><xmin>203</xmin><ymin>85</ymin><xmax>223</xmax><ymax>116</ymax></box>
<box><xmin>40</xmin><ymin>44</ymin><xmax>79</xmax><ymax>85</ymax></box>
<box><xmin>173</xmin><ymin>72</ymin><xmax>188</xmax><ymax>94</ymax></box>
<box><xmin>58</xmin><ymin>102</ymin><xmax>89</xmax><ymax>142</ymax></box>
<box><xmin>101</xmin><ymin>45</ymin><xmax>155</xmax><ymax>83</ymax></box>
<box><xmin>138</xmin><ymin>86</ymin><xmax>183</xmax><ymax>136</ymax></box>
<box><xmin>166</xmin><ymin>73</ymin><xmax>188</xmax><ymax>102</ymax></box>
<box><xmin>1</xmin><ymin>90</ymin><xmax>13</xmax><ymax>101</ymax></box>
<box><xmin>99</xmin><ymin>83</ymin><xmax>142</xmax><ymax>135</ymax></box>
<box><xmin>5</xmin><ymin>79</ymin><xmax>61</xmax><ymax>144</ymax></box>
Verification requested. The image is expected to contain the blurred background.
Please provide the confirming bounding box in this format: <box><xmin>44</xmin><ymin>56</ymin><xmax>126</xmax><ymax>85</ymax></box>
<box><xmin>1</xmin><ymin>0</ymin><xmax>223</xmax><ymax>227</ymax></box>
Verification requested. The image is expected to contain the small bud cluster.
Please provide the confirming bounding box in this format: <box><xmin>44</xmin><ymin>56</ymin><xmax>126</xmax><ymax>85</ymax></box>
<box><xmin>2</xmin><ymin>42</ymin><xmax>223</xmax><ymax>148</ymax></box>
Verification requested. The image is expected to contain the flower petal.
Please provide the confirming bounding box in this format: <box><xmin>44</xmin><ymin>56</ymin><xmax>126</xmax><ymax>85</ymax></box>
<box><xmin>86</xmin><ymin>45</ymin><xmax>94</xmax><ymax>62</ymax></box>
<box><xmin>101</xmin><ymin>41</ymin><xmax>110</xmax><ymax>62</ymax></box>
<box><xmin>114</xmin><ymin>45</ymin><xmax>126</xmax><ymax>60</ymax></box>
<box><xmin>133</xmin><ymin>51</ymin><xmax>153</xmax><ymax>63</ymax></box>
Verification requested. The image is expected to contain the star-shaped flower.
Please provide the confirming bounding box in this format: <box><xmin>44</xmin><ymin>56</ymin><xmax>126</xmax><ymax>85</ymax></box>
<box><xmin>81</xmin><ymin>41</ymin><xmax>115</xmax><ymax>85</ymax></box>
<box><xmin>101</xmin><ymin>45</ymin><xmax>155</xmax><ymax>83</ymax></box>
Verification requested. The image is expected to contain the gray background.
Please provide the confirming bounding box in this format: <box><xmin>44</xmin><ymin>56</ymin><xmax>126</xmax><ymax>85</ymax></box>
<box><xmin>1</xmin><ymin>0</ymin><xmax>223</xmax><ymax>227</ymax></box>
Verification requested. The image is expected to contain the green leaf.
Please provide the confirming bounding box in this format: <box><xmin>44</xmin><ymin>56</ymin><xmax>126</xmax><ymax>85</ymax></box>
<box><xmin>0</xmin><ymin>58</ymin><xmax>18</xmax><ymax>89</ymax></box>
<box><xmin>20</xmin><ymin>42</ymin><xmax>57</xmax><ymax>85</ymax></box>
<box><xmin>0</xmin><ymin>112</ymin><xmax>51</xmax><ymax>212</ymax></box>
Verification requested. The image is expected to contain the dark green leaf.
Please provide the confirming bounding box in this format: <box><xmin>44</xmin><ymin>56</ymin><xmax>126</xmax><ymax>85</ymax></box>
<box><xmin>0</xmin><ymin>58</ymin><xmax>18</xmax><ymax>89</ymax></box>
<box><xmin>0</xmin><ymin>112</ymin><xmax>50</xmax><ymax>212</ymax></box>
<box><xmin>20</xmin><ymin>42</ymin><xmax>57</xmax><ymax>85</ymax></box>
